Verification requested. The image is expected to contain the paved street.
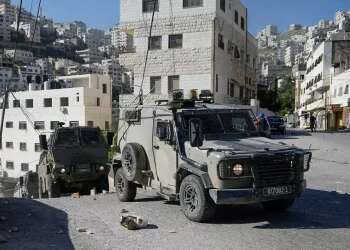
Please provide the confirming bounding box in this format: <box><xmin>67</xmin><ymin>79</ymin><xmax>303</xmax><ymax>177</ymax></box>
<box><xmin>1</xmin><ymin>131</ymin><xmax>350</xmax><ymax>250</ymax></box>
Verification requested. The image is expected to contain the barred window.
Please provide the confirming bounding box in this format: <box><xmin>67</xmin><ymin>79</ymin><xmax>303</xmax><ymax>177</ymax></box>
<box><xmin>149</xmin><ymin>36</ymin><xmax>162</xmax><ymax>50</ymax></box>
<box><xmin>169</xmin><ymin>34</ymin><xmax>183</xmax><ymax>49</ymax></box>
<box><xmin>19</xmin><ymin>121</ymin><xmax>27</xmax><ymax>130</ymax></box>
<box><xmin>142</xmin><ymin>0</ymin><xmax>159</xmax><ymax>13</ymax></box>
<box><xmin>183</xmin><ymin>0</ymin><xmax>203</xmax><ymax>8</ymax></box>
<box><xmin>21</xmin><ymin>163</ymin><xmax>29</xmax><ymax>172</ymax></box>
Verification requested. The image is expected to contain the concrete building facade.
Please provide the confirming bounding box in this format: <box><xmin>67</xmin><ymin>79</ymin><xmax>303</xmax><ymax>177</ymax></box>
<box><xmin>118</xmin><ymin>0</ymin><xmax>257</xmax><ymax>104</ymax></box>
<box><xmin>0</xmin><ymin>74</ymin><xmax>112</xmax><ymax>178</ymax></box>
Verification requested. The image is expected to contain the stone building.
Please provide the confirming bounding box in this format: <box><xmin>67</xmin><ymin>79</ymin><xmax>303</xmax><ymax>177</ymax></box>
<box><xmin>118</xmin><ymin>0</ymin><xmax>258</xmax><ymax>104</ymax></box>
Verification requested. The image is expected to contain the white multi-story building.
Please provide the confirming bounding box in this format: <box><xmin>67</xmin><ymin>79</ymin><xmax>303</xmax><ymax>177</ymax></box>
<box><xmin>0</xmin><ymin>66</ymin><xmax>25</xmax><ymax>91</ymax></box>
<box><xmin>82</xmin><ymin>28</ymin><xmax>105</xmax><ymax>49</ymax></box>
<box><xmin>0</xmin><ymin>74</ymin><xmax>112</xmax><ymax>178</ymax></box>
<box><xmin>76</xmin><ymin>48</ymin><xmax>104</xmax><ymax>64</ymax></box>
<box><xmin>119</xmin><ymin>0</ymin><xmax>257</xmax><ymax>104</ymax></box>
<box><xmin>329</xmin><ymin>69</ymin><xmax>350</xmax><ymax>129</ymax></box>
<box><xmin>18</xmin><ymin>22</ymin><xmax>41</xmax><ymax>43</ymax></box>
<box><xmin>4</xmin><ymin>49</ymin><xmax>34</xmax><ymax>64</ymax></box>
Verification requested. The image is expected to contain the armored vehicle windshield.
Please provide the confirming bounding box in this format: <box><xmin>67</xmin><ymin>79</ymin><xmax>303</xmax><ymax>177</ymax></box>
<box><xmin>179</xmin><ymin>109</ymin><xmax>258</xmax><ymax>139</ymax></box>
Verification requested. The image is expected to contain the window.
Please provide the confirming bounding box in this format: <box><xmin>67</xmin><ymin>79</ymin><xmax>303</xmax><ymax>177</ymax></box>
<box><xmin>227</xmin><ymin>79</ymin><xmax>230</xmax><ymax>95</ymax></box>
<box><xmin>21</xmin><ymin>163</ymin><xmax>29</xmax><ymax>172</ymax></box>
<box><xmin>102</xmin><ymin>84</ymin><xmax>107</xmax><ymax>94</ymax></box>
<box><xmin>26</xmin><ymin>99</ymin><xmax>33</xmax><ymax>108</ymax></box>
<box><xmin>150</xmin><ymin>76</ymin><xmax>162</xmax><ymax>94</ymax></box>
<box><xmin>230</xmin><ymin>80</ymin><xmax>235</xmax><ymax>97</ymax></box>
<box><xmin>168</xmin><ymin>75</ymin><xmax>180</xmax><ymax>93</ymax></box>
<box><xmin>338</xmin><ymin>87</ymin><xmax>343</xmax><ymax>96</ymax></box>
<box><xmin>19</xmin><ymin>121</ymin><xmax>27</xmax><ymax>130</ymax></box>
<box><xmin>60</xmin><ymin>97</ymin><xmax>69</xmax><ymax>107</ymax></box>
<box><xmin>44</xmin><ymin>98</ymin><xmax>52</xmax><ymax>107</ymax></box>
<box><xmin>34</xmin><ymin>143</ymin><xmax>41</xmax><ymax>152</ymax></box>
<box><xmin>240</xmin><ymin>86</ymin><xmax>244</xmax><ymax>99</ymax></box>
<box><xmin>13</xmin><ymin>100</ymin><xmax>20</xmax><ymax>108</ymax></box>
<box><xmin>97</xmin><ymin>98</ymin><xmax>100</xmax><ymax>107</ymax></box>
<box><xmin>142</xmin><ymin>0</ymin><xmax>159</xmax><ymax>13</ymax></box>
<box><xmin>105</xmin><ymin>121</ymin><xmax>110</xmax><ymax>130</ymax></box>
<box><xmin>220</xmin><ymin>0</ymin><xmax>226</xmax><ymax>12</ymax></box>
<box><xmin>70</xmin><ymin>121</ymin><xmax>79</xmax><ymax>127</ymax></box>
<box><xmin>50</xmin><ymin>121</ymin><xmax>59</xmax><ymax>130</ymax></box>
<box><xmin>5</xmin><ymin>121</ymin><xmax>13</xmax><ymax>128</ymax></box>
<box><xmin>149</xmin><ymin>36</ymin><xmax>162</xmax><ymax>50</ymax></box>
<box><xmin>6</xmin><ymin>142</ymin><xmax>13</xmax><ymax>148</ymax></box>
<box><xmin>345</xmin><ymin>85</ymin><xmax>349</xmax><ymax>95</ymax></box>
<box><xmin>216</xmin><ymin>74</ymin><xmax>219</xmax><ymax>93</ymax></box>
<box><xmin>183</xmin><ymin>0</ymin><xmax>203</xmax><ymax>8</ymax></box>
<box><xmin>218</xmin><ymin>34</ymin><xmax>225</xmax><ymax>50</ymax></box>
<box><xmin>234</xmin><ymin>10</ymin><xmax>239</xmax><ymax>24</ymax></box>
<box><xmin>87</xmin><ymin>121</ymin><xmax>94</xmax><ymax>128</ymax></box>
<box><xmin>20</xmin><ymin>142</ymin><xmax>27</xmax><ymax>151</ymax></box>
<box><xmin>169</xmin><ymin>34</ymin><xmax>183</xmax><ymax>49</ymax></box>
<box><xmin>34</xmin><ymin>121</ymin><xmax>45</xmax><ymax>130</ymax></box>
<box><xmin>6</xmin><ymin>161</ymin><xmax>14</xmax><ymax>170</ymax></box>
<box><xmin>241</xmin><ymin>17</ymin><xmax>245</xmax><ymax>31</ymax></box>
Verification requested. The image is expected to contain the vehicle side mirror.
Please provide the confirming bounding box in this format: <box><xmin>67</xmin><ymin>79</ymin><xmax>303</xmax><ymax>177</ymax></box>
<box><xmin>189</xmin><ymin>118</ymin><xmax>204</xmax><ymax>147</ymax></box>
<box><xmin>107</xmin><ymin>132</ymin><xmax>115</xmax><ymax>147</ymax></box>
<box><xmin>39</xmin><ymin>134</ymin><xmax>48</xmax><ymax>151</ymax></box>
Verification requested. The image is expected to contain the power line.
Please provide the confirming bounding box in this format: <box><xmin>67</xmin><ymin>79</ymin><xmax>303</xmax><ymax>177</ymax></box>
<box><xmin>31</xmin><ymin>0</ymin><xmax>42</xmax><ymax>43</ymax></box>
<box><xmin>12</xmin><ymin>0</ymin><xmax>24</xmax><ymax>66</ymax></box>
<box><xmin>138</xmin><ymin>0</ymin><xmax>157</xmax><ymax>105</ymax></box>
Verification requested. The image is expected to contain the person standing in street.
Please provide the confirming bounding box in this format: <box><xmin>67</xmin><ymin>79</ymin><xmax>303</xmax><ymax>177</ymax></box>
<box><xmin>310</xmin><ymin>114</ymin><xmax>316</xmax><ymax>132</ymax></box>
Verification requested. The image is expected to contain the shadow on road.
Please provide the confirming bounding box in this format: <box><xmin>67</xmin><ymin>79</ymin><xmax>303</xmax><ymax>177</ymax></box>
<box><xmin>211</xmin><ymin>189</ymin><xmax>350</xmax><ymax>229</ymax></box>
<box><xmin>0</xmin><ymin>198</ymin><xmax>74</xmax><ymax>250</ymax></box>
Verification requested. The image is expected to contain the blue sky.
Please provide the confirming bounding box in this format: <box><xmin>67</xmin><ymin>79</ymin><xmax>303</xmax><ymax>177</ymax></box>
<box><xmin>13</xmin><ymin>0</ymin><xmax>350</xmax><ymax>34</ymax></box>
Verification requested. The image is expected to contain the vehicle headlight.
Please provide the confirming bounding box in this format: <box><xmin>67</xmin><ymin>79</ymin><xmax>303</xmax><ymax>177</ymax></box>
<box><xmin>218</xmin><ymin>161</ymin><xmax>250</xmax><ymax>178</ymax></box>
<box><xmin>232</xmin><ymin>164</ymin><xmax>244</xmax><ymax>176</ymax></box>
<box><xmin>98</xmin><ymin>166</ymin><xmax>105</xmax><ymax>171</ymax></box>
<box><xmin>60</xmin><ymin>168</ymin><xmax>66</xmax><ymax>174</ymax></box>
<box><xmin>303</xmin><ymin>152</ymin><xmax>312</xmax><ymax>172</ymax></box>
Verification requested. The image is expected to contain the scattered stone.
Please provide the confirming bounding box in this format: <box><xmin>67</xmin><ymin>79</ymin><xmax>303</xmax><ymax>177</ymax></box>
<box><xmin>169</xmin><ymin>230</ymin><xmax>176</xmax><ymax>234</ymax></box>
<box><xmin>120</xmin><ymin>215</ymin><xmax>149</xmax><ymax>230</ymax></box>
<box><xmin>120</xmin><ymin>209</ymin><xmax>129</xmax><ymax>214</ymax></box>
<box><xmin>71</xmin><ymin>193</ymin><xmax>80</xmax><ymax>199</ymax></box>
<box><xmin>0</xmin><ymin>216</ymin><xmax>7</xmax><ymax>222</ymax></box>
<box><xmin>86</xmin><ymin>230</ymin><xmax>94</xmax><ymax>235</ymax></box>
<box><xmin>27</xmin><ymin>213</ymin><xmax>32</xmax><ymax>217</ymax></box>
<box><xmin>77</xmin><ymin>228</ymin><xmax>88</xmax><ymax>233</ymax></box>
<box><xmin>90</xmin><ymin>188</ymin><xmax>96</xmax><ymax>196</ymax></box>
<box><xmin>57</xmin><ymin>229</ymin><xmax>64</xmax><ymax>234</ymax></box>
<box><xmin>8</xmin><ymin>226</ymin><xmax>19</xmax><ymax>233</ymax></box>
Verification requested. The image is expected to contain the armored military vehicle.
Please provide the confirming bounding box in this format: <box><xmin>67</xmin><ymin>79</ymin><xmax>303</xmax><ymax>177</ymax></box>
<box><xmin>37</xmin><ymin>126</ymin><xmax>110</xmax><ymax>198</ymax></box>
<box><xmin>111</xmin><ymin>92</ymin><xmax>312</xmax><ymax>222</ymax></box>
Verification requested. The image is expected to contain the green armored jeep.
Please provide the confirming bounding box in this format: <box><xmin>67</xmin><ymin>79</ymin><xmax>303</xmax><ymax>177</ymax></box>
<box><xmin>37</xmin><ymin>126</ymin><xmax>110</xmax><ymax>198</ymax></box>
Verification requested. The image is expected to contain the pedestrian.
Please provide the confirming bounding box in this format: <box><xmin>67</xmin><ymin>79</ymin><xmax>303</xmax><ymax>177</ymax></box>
<box><xmin>257</xmin><ymin>113</ymin><xmax>270</xmax><ymax>137</ymax></box>
<box><xmin>310</xmin><ymin>114</ymin><xmax>316</xmax><ymax>132</ymax></box>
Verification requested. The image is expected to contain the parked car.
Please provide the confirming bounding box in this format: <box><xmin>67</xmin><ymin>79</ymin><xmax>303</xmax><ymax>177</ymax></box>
<box><xmin>268</xmin><ymin>116</ymin><xmax>286</xmax><ymax>135</ymax></box>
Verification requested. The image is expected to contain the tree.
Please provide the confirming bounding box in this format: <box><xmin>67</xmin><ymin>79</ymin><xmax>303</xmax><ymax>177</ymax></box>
<box><xmin>276</xmin><ymin>76</ymin><xmax>295</xmax><ymax>116</ymax></box>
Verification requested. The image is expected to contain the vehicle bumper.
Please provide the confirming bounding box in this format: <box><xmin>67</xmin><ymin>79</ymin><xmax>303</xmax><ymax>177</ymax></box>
<box><xmin>209</xmin><ymin>180</ymin><xmax>306</xmax><ymax>205</ymax></box>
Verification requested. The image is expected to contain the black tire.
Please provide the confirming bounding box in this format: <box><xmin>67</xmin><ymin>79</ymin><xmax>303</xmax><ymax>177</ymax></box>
<box><xmin>262</xmin><ymin>198</ymin><xmax>295</xmax><ymax>212</ymax></box>
<box><xmin>179</xmin><ymin>175</ymin><xmax>216</xmax><ymax>222</ymax></box>
<box><xmin>121</xmin><ymin>143</ymin><xmax>147</xmax><ymax>182</ymax></box>
<box><xmin>115</xmin><ymin>168</ymin><xmax>137</xmax><ymax>202</ymax></box>
<box><xmin>48</xmin><ymin>177</ymin><xmax>61</xmax><ymax>199</ymax></box>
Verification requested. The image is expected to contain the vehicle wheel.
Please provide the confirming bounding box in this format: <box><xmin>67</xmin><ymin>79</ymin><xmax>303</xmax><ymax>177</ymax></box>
<box><xmin>262</xmin><ymin>198</ymin><xmax>295</xmax><ymax>212</ymax></box>
<box><xmin>96</xmin><ymin>175</ymin><xmax>109</xmax><ymax>193</ymax></box>
<box><xmin>121</xmin><ymin>143</ymin><xmax>147</xmax><ymax>182</ymax></box>
<box><xmin>48</xmin><ymin>177</ymin><xmax>61</xmax><ymax>199</ymax></box>
<box><xmin>179</xmin><ymin>175</ymin><xmax>216</xmax><ymax>222</ymax></box>
<box><xmin>115</xmin><ymin>168</ymin><xmax>137</xmax><ymax>202</ymax></box>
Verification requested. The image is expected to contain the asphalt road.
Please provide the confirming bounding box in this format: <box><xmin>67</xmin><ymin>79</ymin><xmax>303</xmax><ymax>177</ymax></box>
<box><xmin>1</xmin><ymin>130</ymin><xmax>350</xmax><ymax>250</ymax></box>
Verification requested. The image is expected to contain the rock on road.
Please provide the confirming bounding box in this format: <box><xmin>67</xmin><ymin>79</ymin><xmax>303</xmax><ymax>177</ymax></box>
<box><xmin>1</xmin><ymin>131</ymin><xmax>350</xmax><ymax>250</ymax></box>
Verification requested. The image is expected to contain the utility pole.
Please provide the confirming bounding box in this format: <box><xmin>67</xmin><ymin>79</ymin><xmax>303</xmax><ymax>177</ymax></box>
<box><xmin>0</xmin><ymin>86</ymin><xmax>9</xmax><ymax>149</ymax></box>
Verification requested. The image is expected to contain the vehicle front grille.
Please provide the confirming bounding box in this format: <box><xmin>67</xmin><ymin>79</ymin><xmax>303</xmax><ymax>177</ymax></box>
<box><xmin>75</xmin><ymin>164</ymin><xmax>92</xmax><ymax>174</ymax></box>
<box><xmin>254</xmin><ymin>153</ymin><xmax>296</xmax><ymax>187</ymax></box>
